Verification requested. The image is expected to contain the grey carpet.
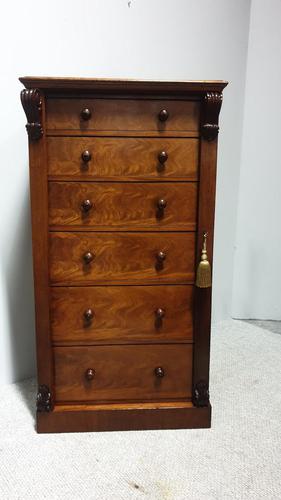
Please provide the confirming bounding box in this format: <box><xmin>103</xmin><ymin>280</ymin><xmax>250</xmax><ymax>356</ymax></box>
<box><xmin>0</xmin><ymin>319</ymin><xmax>280</xmax><ymax>499</ymax></box>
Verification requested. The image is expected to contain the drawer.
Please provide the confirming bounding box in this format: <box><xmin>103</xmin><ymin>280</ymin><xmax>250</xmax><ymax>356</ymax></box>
<box><xmin>47</xmin><ymin>137</ymin><xmax>199</xmax><ymax>181</ymax></box>
<box><xmin>54</xmin><ymin>344</ymin><xmax>192</xmax><ymax>402</ymax></box>
<box><xmin>49</xmin><ymin>232</ymin><xmax>196</xmax><ymax>285</ymax></box>
<box><xmin>50</xmin><ymin>285</ymin><xmax>194</xmax><ymax>344</ymax></box>
<box><xmin>48</xmin><ymin>182</ymin><xmax>197</xmax><ymax>231</ymax></box>
<box><xmin>46</xmin><ymin>98</ymin><xmax>199</xmax><ymax>134</ymax></box>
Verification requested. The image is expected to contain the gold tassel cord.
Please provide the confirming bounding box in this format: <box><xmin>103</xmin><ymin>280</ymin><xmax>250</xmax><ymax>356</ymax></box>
<box><xmin>196</xmin><ymin>232</ymin><xmax>212</xmax><ymax>288</ymax></box>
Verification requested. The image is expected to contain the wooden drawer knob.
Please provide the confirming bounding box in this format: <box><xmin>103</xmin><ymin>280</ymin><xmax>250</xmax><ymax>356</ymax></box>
<box><xmin>154</xmin><ymin>367</ymin><xmax>165</xmax><ymax>378</ymax></box>
<box><xmin>158</xmin><ymin>109</ymin><xmax>169</xmax><ymax>122</ymax></box>
<box><xmin>81</xmin><ymin>199</ymin><xmax>93</xmax><ymax>213</ymax></box>
<box><xmin>155</xmin><ymin>308</ymin><xmax>165</xmax><ymax>320</ymax></box>
<box><xmin>157</xmin><ymin>198</ymin><xmax>167</xmax><ymax>211</ymax></box>
<box><xmin>84</xmin><ymin>308</ymin><xmax>94</xmax><ymax>322</ymax></box>
<box><xmin>156</xmin><ymin>250</ymin><xmax>166</xmax><ymax>262</ymax></box>
<box><xmin>81</xmin><ymin>150</ymin><xmax>91</xmax><ymax>162</ymax></box>
<box><xmin>83</xmin><ymin>251</ymin><xmax>94</xmax><ymax>264</ymax></box>
<box><xmin>155</xmin><ymin>250</ymin><xmax>166</xmax><ymax>270</ymax></box>
<box><xmin>158</xmin><ymin>151</ymin><xmax>168</xmax><ymax>164</ymax></box>
<box><xmin>81</xmin><ymin>108</ymin><xmax>92</xmax><ymax>121</ymax></box>
<box><xmin>85</xmin><ymin>368</ymin><xmax>95</xmax><ymax>380</ymax></box>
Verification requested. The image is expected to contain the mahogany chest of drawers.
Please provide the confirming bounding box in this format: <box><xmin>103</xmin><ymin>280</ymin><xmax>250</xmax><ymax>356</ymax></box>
<box><xmin>20</xmin><ymin>77</ymin><xmax>227</xmax><ymax>433</ymax></box>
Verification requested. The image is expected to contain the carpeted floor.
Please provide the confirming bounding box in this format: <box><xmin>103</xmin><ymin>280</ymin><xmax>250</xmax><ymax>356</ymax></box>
<box><xmin>0</xmin><ymin>319</ymin><xmax>280</xmax><ymax>500</ymax></box>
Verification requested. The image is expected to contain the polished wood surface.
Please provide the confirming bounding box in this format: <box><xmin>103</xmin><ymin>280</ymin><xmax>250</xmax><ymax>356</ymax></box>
<box><xmin>47</xmin><ymin>137</ymin><xmax>199</xmax><ymax>181</ymax></box>
<box><xmin>50</xmin><ymin>285</ymin><xmax>194</xmax><ymax>344</ymax></box>
<box><xmin>80</xmin><ymin>108</ymin><xmax>91</xmax><ymax>121</ymax></box>
<box><xmin>46</xmin><ymin>99</ymin><xmax>199</xmax><ymax>133</ymax></box>
<box><xmin>57</xmin><ymin>400</ymin><xmax>195</xmax><ymax>411</ymax></box>
<box><xmin>19</xmin><ymin>75</ymin><xmax>228</xmax><ymax>94</ymax></box>
<box><xmin>49</xmin><ymin>231</ymin><xmax>196</xmax><ymax>285</ymax></box>
<box><xmin>54</xmin><ymin>344</ymin><xmax>193</xmax><ymax>402</ymax></box>
<box><xmin>37</xmin><ymin>404</ymin><xmax>211</xmax><ymax>433</ymax></box>
<box><xmin>192</xmin><ymin>112</ymin><xmax>219</xmax><ymax>406</ymax></box>
<box><xmin>20</xmin><ymin>76</ymin><xmax>226</xmax><ymax>433</ymax></box>
<box><xmin>47</xmin><ymin>129</ymin><xmax>200</xmax><ymax>138</ymax></box>
<box><xmin>48</xmin><ymin>182</ymin><xmax>197</xmax><ymax>231</ymax></box>
<box><xmin>22</xmin><ymin>92</ymin><xmax>54</xmax><ymax>397</ymax></box>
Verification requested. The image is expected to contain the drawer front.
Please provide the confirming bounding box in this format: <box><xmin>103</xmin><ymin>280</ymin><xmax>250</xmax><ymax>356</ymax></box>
<box><xmin>49</xmin><ymin>182</ymin><xmax>197</xmax><ymax>231</ymax></box>
<box><xmin>51</xmin><ymin>285</ymin><xmax>194</xmax><ymax>344</ymax></box>
<box><xmin>54</xmin><ymin>344</ymin><xmax>192</xmax><ymax>402</ymax></box>
<box><xmin>49</xmin><ymin>232</ymin><xmax>196</xmax><ymax>285</ymax></box>
<box><xmin>47</xmin><ymin>137</ymin><xmax>199</xmax><ymax>181</ymax></box>
<box><xmin>46</xmin><ymin>98</ymin><xmax>199</xmax><ymax>133</ymax></box>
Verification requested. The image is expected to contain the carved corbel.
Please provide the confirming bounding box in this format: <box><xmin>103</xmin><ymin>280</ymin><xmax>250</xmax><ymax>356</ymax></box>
<box><xmin>201</xmin><ymin>92</ymin><xmax>223</xmax><ymax>141</ymax></box>
<box><xmin>37</xmin><ymin>385</ymin><xmax>52</xmax><ymax>412</ymax></box>
<box><xmin>20</xmin><ymin>88</ymin><xmax>43</xmax><ymax>141</ymax></box>
<box><xmin>192</xmin><ymin>380</ymin><xmax>209</xmax><ymax>407</ymax></box>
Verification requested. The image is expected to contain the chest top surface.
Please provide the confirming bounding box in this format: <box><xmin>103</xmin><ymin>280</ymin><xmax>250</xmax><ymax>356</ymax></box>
<box><xmin>20</xmin><ymin>76</ymin><xmax>227</xmax><ymax>91</ymax></box>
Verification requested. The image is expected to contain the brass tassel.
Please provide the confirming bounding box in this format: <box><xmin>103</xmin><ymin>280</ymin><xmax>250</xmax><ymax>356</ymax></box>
<box><xmin>196</xmin><ymin>232</ymin><xmax>212</xmax><ymax>288</ymax></box>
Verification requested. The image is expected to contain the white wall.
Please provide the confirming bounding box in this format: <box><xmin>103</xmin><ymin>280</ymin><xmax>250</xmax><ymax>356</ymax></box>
<box><xmin>232</xmin><ymin>0</ymin><xmax>281</xmax><ymax>320</ymax></box>
<box><xmin>0</xmin><ymin>0</ymin><xmax>251</xmax><ymax>384</ymax></box>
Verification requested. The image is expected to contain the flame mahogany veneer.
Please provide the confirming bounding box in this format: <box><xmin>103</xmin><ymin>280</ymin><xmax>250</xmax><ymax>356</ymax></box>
<box><xmin>20</xmin><ymin>76</ymin><xmax>227</xmax><ymax>433</ymax></box>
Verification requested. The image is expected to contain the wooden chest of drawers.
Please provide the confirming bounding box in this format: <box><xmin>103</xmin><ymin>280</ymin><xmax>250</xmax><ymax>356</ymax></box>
<box><xmin>20</xmin><ymin>77</ymin><xmax>227</xmax><ymax>433</ymax></box>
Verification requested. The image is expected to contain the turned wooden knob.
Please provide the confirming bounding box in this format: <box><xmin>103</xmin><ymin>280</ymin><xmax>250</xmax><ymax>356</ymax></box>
<box><xmin>84</xmin><ymin>309</ymin><xmax>94</xmax><ymax>322</ymax></box>
<box><xmin>157</xmin><ymin>199</ymin><xmax>167</xmax><ymax>211</ymax></box>
<box><xmin>158</xmin><ymin>109</ymin><xmax>169</xmax><ymax>122</ymax></box>
<box><xmin>158</xmin><ymin>151</ymin><xmax>168</xmax><ymax>164</ymax></box>
<box><xmin>85</xmin><ymin>368</ymin><xmax>95</xmax><ymax>380</ymax></box>
<box><xmin>81</xmin><ymin>199</ymin><xmax>93</xmax><ymax>213</ymax></box>
<box><xmin>83</xmin><ymin>251</ymin><xmax>94</xmax><ymax>264</ymax></box>
<box><xmin>155</xmin><ymin>308</ymin><xmax>165</xmax><ymax>319</ymax></box>
<box><xmin>81</xmin><ymin>150</ymin><xmax>91</xmax><ymax>162</ymax></box>
<box><xmin>81</xmin><ymin>108</ymin><xmax>92</xmax><ymax>121</ymax></box>
<box><xmin>156</xmin><ymin>250</ymin><xmax>166</xmax><ymax>262</ymax></box>
<box><xmin>154</xmin><ymin>367</ymin><xmax>165</xmax><ymax>378</ymax></box>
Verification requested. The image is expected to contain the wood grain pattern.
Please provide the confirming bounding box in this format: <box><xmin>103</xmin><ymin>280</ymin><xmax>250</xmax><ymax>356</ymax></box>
<box><xmin>48</xmin><ymin>182</ymin><xmax>198</xmax><ymax>231</ymax></box>
<box><xmin>20</xmin><ymin>77</ymin><xmax>226</xmax><ymax>433</ymax></box>
<box><xmin>23</xmin><ymin>92</ymin><xmax>54</xmax><ymax>396</ymax></box>
<box><xmin>47</xmin><ymin>137</ymin><xmax>199</xmax><ymax>181</ymax></box>
<box><xmin>46</xmin><ymin>99</ymin><xmax>199</xmax><ymax>133</ymax></box>
<box><xmin>47</xmin><ymin>130</ymin><xmax>200</xmax><ymax>138</ymax></box>
<box><xmin>192</xmin><ymin>103</ymin><xmax>219</xmax><ymax>406</ymax></box>
<box><xmin>37</xmin><ymin>403</ymin><xmax>211</xmax><ymax>433</ymax></box>
<box><xmin>56</xmin><ymin>401</ymin><xmax>195</xmax><ymax>411</ymax></box>
<box><xmin>50</xmin><ymin>285</ymin><xmax>194</xmax><ymax>344</ymax></box>
<box><xmin>19</xmin><ymin>75</ymin><xmax>228</xmax><ymax>94</ymax></box>
<box><xmin>49</xmin><ymin>231</ymin><xmax>196</xmax><ymax>285</ymax></box>
<box><xmin>54</xmin><ymin>344</ymin><xmax>193</xmax><ymax>402</ymax></box>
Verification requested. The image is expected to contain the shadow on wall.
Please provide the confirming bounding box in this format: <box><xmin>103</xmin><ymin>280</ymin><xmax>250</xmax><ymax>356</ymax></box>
<box><xmin>4</xmin><ymin>183</ymin><xmax>36</xmax><ymax>384</ymax></box>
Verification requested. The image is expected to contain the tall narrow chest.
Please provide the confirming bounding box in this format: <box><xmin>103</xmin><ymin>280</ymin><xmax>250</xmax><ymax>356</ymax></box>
<box><xmin>20</xmin><ymin>77</ymin><xmax>227</xmax><ymax>433</ymax></box>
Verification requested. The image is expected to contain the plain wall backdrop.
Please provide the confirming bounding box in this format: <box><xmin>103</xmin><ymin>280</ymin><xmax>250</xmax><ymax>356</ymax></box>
<box><xmin>232</xmin><ymin>0</ymin><xmax>281</xmax><ymax>320</ymax></box>
<box><xmin>0</xmin><ymin>0</ymin><xmax>251</xmax><ymax>384</ymax></box>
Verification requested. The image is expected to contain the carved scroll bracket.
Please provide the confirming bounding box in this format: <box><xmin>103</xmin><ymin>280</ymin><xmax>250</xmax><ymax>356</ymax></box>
<box><xmin>192</xmin><ymin>380</ymin><xmax>209</xmax><ymax>407</ymax></box>
<box><xmin>37</xmin><ymin>385</ymin><xmax>52</xmax><ymax>412</ymax></box>
<box><xmin>20</xmin><ymin>88</ymin><xmax>43</xmax><ymax>141</ymax></box>
<box><xmin>201</xmin><ymin>92</ymin><xmax>223</xmax><ymax>141</ymax></box>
